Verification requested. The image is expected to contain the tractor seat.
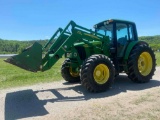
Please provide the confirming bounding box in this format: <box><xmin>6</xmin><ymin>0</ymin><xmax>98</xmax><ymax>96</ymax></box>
<box><xmin>118</xmin><ymin>37</ymin><xmax>127</xmax><ymax>45</ymax></box>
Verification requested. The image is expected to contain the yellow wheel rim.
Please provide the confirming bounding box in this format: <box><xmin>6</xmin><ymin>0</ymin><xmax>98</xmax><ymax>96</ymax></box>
<box><xmin>138</xmin><ymin>52</ymin><xmax>152</xmax><ymax>76</ymax></box>
<box><xmin>93</xmin><ymin>64</ymin><xmax>109</xmax><ymax>84</ymax></box>
<box><xmin>69</xmin><ymin>67</ymin><xmax>79</xmax><ymax>77</ymax></box>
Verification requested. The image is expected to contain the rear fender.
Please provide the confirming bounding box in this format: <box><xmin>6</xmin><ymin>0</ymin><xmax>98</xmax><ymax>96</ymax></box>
<box><xmin>124</xmin><ymin>41</ymin><xmax>148</xmax><ymax>60</ymax></box>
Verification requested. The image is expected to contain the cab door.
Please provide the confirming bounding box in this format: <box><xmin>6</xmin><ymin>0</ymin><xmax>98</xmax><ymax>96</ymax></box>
<box><xmin>116</xmin><ymin>23</ymin><xmax>135</xmax><ymax>57</ymax></box>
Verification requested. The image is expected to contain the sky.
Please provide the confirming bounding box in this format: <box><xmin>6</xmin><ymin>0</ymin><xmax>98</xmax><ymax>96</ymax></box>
<box><xmin>0</xmin><ymin>0</ymin><xmax>160</xmax><ymax>40</ymax></box>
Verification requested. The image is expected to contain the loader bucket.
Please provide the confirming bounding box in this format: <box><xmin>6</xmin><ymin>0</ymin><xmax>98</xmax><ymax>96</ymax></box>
<box><xmin>4</xmin><ymin>42</ymin><xmax>42</xmax><ymax>72</ymax></box>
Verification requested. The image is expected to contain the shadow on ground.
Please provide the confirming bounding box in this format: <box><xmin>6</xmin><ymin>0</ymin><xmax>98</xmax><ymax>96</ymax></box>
<box><xmin>5</xmin><ymin>75</ymin><xmax>160</xmax><ymax>120</ymax></box>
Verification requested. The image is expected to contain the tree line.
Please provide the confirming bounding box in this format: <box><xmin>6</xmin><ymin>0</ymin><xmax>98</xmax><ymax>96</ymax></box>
<box><xmin>139</xmin><ymin>35</ymin><xmax>160</xmax><ymax>51</ymax></box>
<box><xmin>0</xmin><ymin>39</ymin><xmax>47</xmax><ymax>54</ymax></box>
<box><xmin>0</xmin><ymin>35</ymin><xmax>160</xmax><ymax>54</ymax></box>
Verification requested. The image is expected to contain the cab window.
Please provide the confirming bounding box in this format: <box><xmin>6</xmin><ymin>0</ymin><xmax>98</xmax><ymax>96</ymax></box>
<box><xmin>129</xmin><ymin>24</ymin><xmax>134</xmax><ymax>40</ymax></box>
<box><xmin>116</xmin><ymin>23</ymin><xmax>128</xmax><ymax>45</ymax></box>
<box><xmin>96</xmin><ymin>24</ymin><xmax>113</xmax><ymax>41</ymax></box>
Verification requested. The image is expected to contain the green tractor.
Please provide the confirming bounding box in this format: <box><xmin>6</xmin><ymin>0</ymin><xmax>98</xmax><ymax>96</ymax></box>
<box><xmin>5</xmin><ymin>19</ymin><xmax>156</xmax><ymax>92</ymax></box>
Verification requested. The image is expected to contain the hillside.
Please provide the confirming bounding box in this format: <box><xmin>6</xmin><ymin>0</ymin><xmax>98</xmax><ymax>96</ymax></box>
<box><xmin>0</xmin><ymin>35</ymin><xmax>160</xmax><ymax>54</ymax></box>
<box><xmin>139</xmin><ymin>35</ymin><xmax>160</xmax><ymax>51</ymax></box>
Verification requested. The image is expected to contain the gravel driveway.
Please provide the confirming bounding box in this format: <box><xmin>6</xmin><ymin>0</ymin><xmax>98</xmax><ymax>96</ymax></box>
<box><xmin>0</xmin><ymin>67</ymin><xmax>160</xmax><ymax>120</ymax></box>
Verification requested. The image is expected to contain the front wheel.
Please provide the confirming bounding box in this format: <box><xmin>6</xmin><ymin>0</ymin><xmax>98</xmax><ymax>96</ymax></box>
<box><xmin>127</xmin><ymin>44</ymin><xmax>156</xmax><ymax>83</ymax></box>
<box><xmin>61</xmin><ymin>59</ymin><xmax>80</xmax><ymax>83</ymax></box>
<box><xmin>80</xmin><ymin>54</ymin><xmax>115</xmax><ymax>92</ymax></box>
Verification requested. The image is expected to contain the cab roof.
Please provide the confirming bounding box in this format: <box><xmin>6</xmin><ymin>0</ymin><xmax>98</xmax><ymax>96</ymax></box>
<box><xmin>94</xmin><ymin>19</ymin><xmax>136</xmax><ymax>28</ymax></box>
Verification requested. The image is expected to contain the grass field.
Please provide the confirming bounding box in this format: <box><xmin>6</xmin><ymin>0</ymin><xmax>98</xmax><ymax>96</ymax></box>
<box><xmin>155</xmin><ymin>52</ymin><xmax>160</xmax><ymax>66</ymax></box>
<box><xmin>0</xmin><ymin>52</ymin><xmax>160</xmax><ymax>89</ymax></box>
<box><xmin>0</xmin><ymin>58</ymin><xmax>64</xmax><ymax>89</ymax></box>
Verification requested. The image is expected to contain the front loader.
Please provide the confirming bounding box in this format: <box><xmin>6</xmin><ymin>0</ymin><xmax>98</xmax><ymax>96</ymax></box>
<box><xmin>5</xmin><ymin>19</ymin><xmax>156</xmax><ymax>92</ymax></box>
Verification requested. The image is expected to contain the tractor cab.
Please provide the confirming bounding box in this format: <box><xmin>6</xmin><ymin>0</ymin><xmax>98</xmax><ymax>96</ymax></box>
<box><xmin>94</xmin><ymin>19</ymin><xmax>138</xmax><ymax>57</ymax></box>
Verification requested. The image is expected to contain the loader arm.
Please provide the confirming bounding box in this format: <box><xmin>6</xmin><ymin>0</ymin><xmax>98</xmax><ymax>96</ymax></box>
<box><xmin>5</xmin><ymin>21</ymin><xmax>106</xmax><ymax>72</ymax></box>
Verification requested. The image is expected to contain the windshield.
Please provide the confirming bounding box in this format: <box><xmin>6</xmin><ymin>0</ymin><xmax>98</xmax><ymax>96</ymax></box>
<box><xmin>96</xmin><ymin>23</ymin><xmax>113</xmax><ymax>41</ymax></box>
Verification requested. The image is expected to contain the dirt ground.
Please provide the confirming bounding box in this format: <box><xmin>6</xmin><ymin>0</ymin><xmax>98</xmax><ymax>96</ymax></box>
<box><xmin>0</xmin><ymin>67</ymin><xmax>160</xmax><ymax>120</ymax></box>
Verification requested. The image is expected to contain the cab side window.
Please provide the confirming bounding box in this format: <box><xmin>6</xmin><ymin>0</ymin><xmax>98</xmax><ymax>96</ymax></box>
<box><xmin>116</xmin><ymin>23</ymin><xmax>128</xmax><ymax>45</ymax></box>
<box><xmin>129</xmin><ymin>24</ymin><xmax>134</xmax><ymax>40</ymax></box>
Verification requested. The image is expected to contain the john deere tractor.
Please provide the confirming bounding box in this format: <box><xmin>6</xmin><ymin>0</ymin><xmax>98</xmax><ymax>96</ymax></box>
<box><xmin>5</xmin><ymin>19</ymin><xmax>156</xmax><ymax>92</ymax></box>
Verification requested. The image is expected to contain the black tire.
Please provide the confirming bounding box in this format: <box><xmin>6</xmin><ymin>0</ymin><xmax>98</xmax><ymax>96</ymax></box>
<box><xmin>61</xmin><ymin>59</ymin><xmax>80</xmax><ymax>83</ymax></box>
<box><xmin>80</xmin><ymin>54</ymin><xmax>115</xmax><ymax>92</ymax></box>
<box><xmin>127</xmin><ymin>44</ymin><xmax>156</xmax><ymax>83</ymax></box>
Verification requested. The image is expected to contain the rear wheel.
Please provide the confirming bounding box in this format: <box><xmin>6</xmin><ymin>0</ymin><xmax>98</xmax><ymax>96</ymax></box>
<box><xmin>61</xmin><ymin>59</ymin><xmax>80</xmax><ymax>83</ymax></box>
<box><xmin>80</xmin><ymin>54</ymin><xmax>115</xmax><ymax>92</ymax></box>
<box><xmin>127</xmin><ymin>44</ymin><xmax>156</xmax><ymax>83</ymax></box>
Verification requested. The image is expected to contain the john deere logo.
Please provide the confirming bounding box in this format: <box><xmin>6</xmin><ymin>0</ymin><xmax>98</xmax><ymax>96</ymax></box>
<box><xmin>77</xmin><ymin>31</ymin><xmax>82</xmax><ymax>35</ymax></box>
<box><xmin>84</xmin><ymin>33</ymin><xmax>100</xmax><ymax>40</ymax></box>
